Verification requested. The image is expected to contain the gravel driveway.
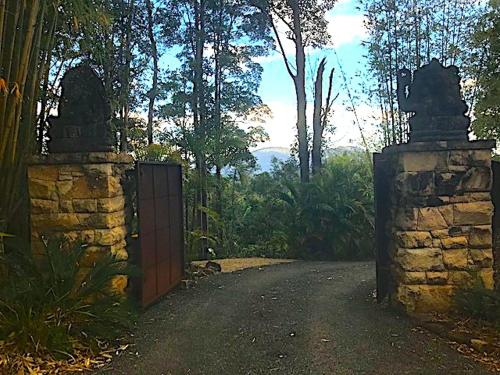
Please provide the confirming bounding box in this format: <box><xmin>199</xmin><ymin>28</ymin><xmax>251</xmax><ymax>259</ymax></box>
<box><xmin>100</xmin><ymin>261</ymin><xmax>491</xmax><ymax>374</ymax></box>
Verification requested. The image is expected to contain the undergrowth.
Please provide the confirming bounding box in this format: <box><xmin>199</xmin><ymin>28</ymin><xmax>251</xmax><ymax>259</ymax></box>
<box><xmin>0</xmin><ymin>237</ymin><xmax>138</xmax><ymax>359</ymax></box>
<box><xmin>454</xmin><ymin>278</ymin><xmax>500</xmax><ymax>325</ymax></box>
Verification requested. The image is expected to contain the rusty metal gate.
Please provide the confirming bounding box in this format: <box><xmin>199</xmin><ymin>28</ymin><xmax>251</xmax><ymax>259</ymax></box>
<box><xmin>136</xmin><ymin>162</ymin><xmax>184</xmax><ymax>307</ymax></box>
<box><xmin>492</xmin><ymin>161</ymin><xmax>500</xmax><ymax>288</ymax></box>
<box><xmin>374</xmin><ymin>153</ymin><xmax>393</xmax><ymax>302</ymax></box>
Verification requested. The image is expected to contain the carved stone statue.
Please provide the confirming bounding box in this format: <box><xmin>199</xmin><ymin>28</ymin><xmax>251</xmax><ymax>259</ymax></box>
<box><xmin>47</xmin><ymin>65</ymin><xmax>115</xmax><ymax>153</ymax></box>
<box><xmin>396</xmin><ymin>58</ymin><xmax>470</xmax><ymax>142</ymax></box>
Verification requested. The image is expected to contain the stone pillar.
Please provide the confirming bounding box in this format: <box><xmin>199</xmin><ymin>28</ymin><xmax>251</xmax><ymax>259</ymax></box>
<box><xmin>28</xmin><ymin>152</ymin><xmax>133</xmax><ymax>292</ymax></box>
<box><xmin>382</xmin><ymin>140</ymin><xmax>496</xmax><ymax>313</ymax></box>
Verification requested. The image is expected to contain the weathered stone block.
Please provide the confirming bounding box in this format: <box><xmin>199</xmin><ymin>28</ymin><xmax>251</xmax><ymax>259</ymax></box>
<box><xmin>435</xmin><ymin>171</ymin><xmax>466</xmax><ymax>196</ymax></box>
<box><xmin>417</xmin><ymin>206</ymin><xmax>451</xmax><ymax>230</ymax></box>
<box><xmin>107</xmin><ymin>176</ymin><xmax>123</xmax><ymax>195</ymax></box>
<box><xmin>471</xmin><ymin>150</ymin><xmax>492</xmax><ymax>165</ymax></box>
<box><xmin>441</xmin><ymin>236</ymin><xmax>468</xmax><ymax>249</ymax></box>
<box><xmin>479</xmin><ymin>269</ymin><xmax>495</xmax><ymax>289</ymax></box>
<box><xmin>399</xmin><ymin>271</ymin><xmax>427</xmax><ymax>284</ymax></box>
<box><xmin>396</xmin><ymin>172</ymin><xmax>434</xmax><ymax>196</ymax></box>
<box><xmin>401</xmin><ymin>152</ymin><xmax>445</xmax><ymax>172</ymax></box>
<box><xmin>111</xmin><ymin>240</ymin><xmax>128</xmax><ymax>260</ymax></box>
<box><xmin>396</xmin><ymin>248</ymin><xmax>444</xmax><ymax>271</ymax></box>
<box><xmin>66</xmin><ymin>177</ymin><xmax>105</xmax><ymax>199</ymax></box>
<box><xmin>469</xmin><ymin>249</ymin><xmax>493</xmax><ymax>268</ymax></box>
<box><xmin>73</xmin><ymin>199</ymin><xmax>98</xmax><ymax>213</ymax></box>
<box><xmin>460</xmin><ymin>167</ymin><xmax>491</xmax><ymax>192</ymax></box>
<box><xmin>448</xmin><ymin>271</ymin><xmax>474</xmax><ymax>286</ymax></box>
<box><xmin>97</xmin><ymin>196</ymin><xmax>125</xmax><ymax>213</ymax></box>
<box><xmin>443</xmin><ymin>249</ymin><xmax>468</xmax><ymax>270</ymax></box>
<box><xmin>56</xmin><ymin>180</ymin><xmax>73</xmax><ymax>196</ymax></box>
<box><xmin>395</xmin><ymin>231</ymin><xmax>433</xmax><ymax>248</ymax></box>
<box><xmin>59</xmin><ymin>175</ymin><xmax>120</xmax><ymax>199</ymax></box>
<box><xmin>83</xmin><ymin>164</ymin><xmax>113</xmax><ymax>176</ymax></box>
<box><xmin>59</xmin><ymin>200</ymin><xmax>74</xmax><ymax>213</ymax></box>
<box><xmin>29</xmin><ymin>179</ymin><xmax>56</xmax><ymax>199</ymax></box>
<box><xmin>453</xmin><ymin>201</ymin><xmax>493</xmax><ymax>225</ymax></box>
<box><xmin>94</xmin><ymin>226</ymin><xmax>127</xmax><ymax>246</ymax></box>
<box><xmin>58</xmin><ymin>172</ymin><xmax>73</xmax><ymax>181</ymax></box>
<box><xmin>28</xmin><ymin>166</ymin><xmax>59</xmax><ymax>181</ymax></box>
<box><xmin>469</xmin><ymin>226</ymin><xmax>492</xmax><ymax>248</ymax></box>
<box><xmin>61</xmin><ymin>230</ymin><xmax>95</xmax><ymax>244</ymax></box>
<box><xmin>449</xmin><ymin>150</ymin><xmax>491</xmax><ymax>168</ymax></box>
<box><xmin>31</xmin><ymin>213</ymin><xmax>81</xmax><ymax>231</ymax></box>
<box><xmin>449</xmin><ymin>192</ymin><xmax>491</xmax><ymax>203</ymax></box>
<box><xmin>394</xmin><ymin>207</ymin><xmax>418</xmax><ymax>230</ymax></box>
<box><xmin>31</xmin><ymin>199</ymin><xmax>58</xmax><ymax>214</ymax></box>
<box><xmin>448</xmin><ymin>226</ymin><xmax>470</xmax><ymax>236</ymax></box>
<box><xmin>111</xmin><ymin>275</ymin><xmax>128</xmax><ymax>293</ymax></box>
<box><xmin>395</xmin><ymin>285</ymin><xmax>455</xmax><ymax>313</ymax></box>
<box><xmin>430</xmin><ymin>229</ymin><xmax>449</xmax><ymax>239</ymax></box>
<box><xmin>78</xmin><ymin>212</ymin><xmax>125</xmax><ymax>229</ymax></box>
<box><xmin>426</xmin><ymin>272</ymin><xmax>448</xmax><ymax>285</ymax></box>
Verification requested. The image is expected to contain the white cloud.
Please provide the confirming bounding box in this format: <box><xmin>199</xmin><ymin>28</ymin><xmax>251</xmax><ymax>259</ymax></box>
<box><xmin>253</xmin><ymin>52</ymin><xmax>283</xmax><ymax>64</ymax></box>
<box><xmin>254</xmin><ymin>101</ymin><xmax>297</xmax><ymax>148</ymax></box>
<box><xmin>254</xmin><ymin>10</ymin><xmax>366</xmax><ymax>65</ymax></box>
<box><xmin>326</xmin><ymin>13</ymin><xmax>367</xmax><ymax>48</ymax></box>
<box><xmin>249</xmin><ymin>100</ymin><xmax>379</xmax><ymax>150</ymax></box>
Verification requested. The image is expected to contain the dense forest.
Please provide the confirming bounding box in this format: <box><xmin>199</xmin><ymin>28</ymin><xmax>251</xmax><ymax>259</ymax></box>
<box><xmin>0</xmin><ymin>0</ymin><xmax>498</xmax><ymax>262</ymax></box>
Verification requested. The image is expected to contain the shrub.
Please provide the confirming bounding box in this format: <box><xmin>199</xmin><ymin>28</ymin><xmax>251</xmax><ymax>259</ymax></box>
<box><xmin>279</xmin><ymin>153</ymin><xmax>374</xmax><ymax>260</ymax></box>
<box><xmin>454</xmin><ymin>279</ymin><xmax>500</xmax><ymax>325</ymax></box>
<box><xmin>216</xmin><ymin>153</ymin><xmax>374</xmax><ymax>260</ymax></box>
<box><xmin>0</xmin><ymin>238</ymin><xmax>137</xmax><ymax>357</ymax></box>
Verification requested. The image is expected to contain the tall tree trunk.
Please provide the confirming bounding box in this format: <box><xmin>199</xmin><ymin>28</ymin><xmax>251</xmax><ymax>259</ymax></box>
<box><xmin>312</xmin><ymin>58</ymin><xmax>325</xmax><ymax>175</ymax></box>
<box><xmin>291</xmin><ymin>0</ymin><xmax>309</xmax><ymax>182</ymax></box>
<box><xmin>193</xmin><ymin>0</ymin><xmax>208</xmax><ymax>259</ymax></box>
<box><xmin>145</xmin><ymin>0</ymin><xmax>158</xmax><ymax>145</ymax></box>
<box><xmin>120</xmin><ymin>0</ymin><xmax>135</xmax><ymax>152</ymax></box>
<box><xmin>213</xmin><ymin>0</ymin><xmax>224</xmax><ymax>216</ymax></box>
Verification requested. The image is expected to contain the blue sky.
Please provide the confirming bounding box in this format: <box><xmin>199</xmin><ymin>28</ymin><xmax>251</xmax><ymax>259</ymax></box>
<box><xmin>158</xmin><ymin>0</ymin><xmax>375</xmax><ymax>150</ymax></box>
<box><xmin>255</xmin><ymin>0</ymin><xmax>375</xmax><ymax>149</ymax></box>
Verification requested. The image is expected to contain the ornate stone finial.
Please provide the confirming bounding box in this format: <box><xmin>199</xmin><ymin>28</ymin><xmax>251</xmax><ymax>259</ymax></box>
<box><xmin>396</xmin><ymin>58</ymin><xmax>470</xmax><ymax>142</ymax></box>
<box><xmin>47</xmin><ymin>65</ymin><xmax>115</xmax><ymax>153</ymax></box>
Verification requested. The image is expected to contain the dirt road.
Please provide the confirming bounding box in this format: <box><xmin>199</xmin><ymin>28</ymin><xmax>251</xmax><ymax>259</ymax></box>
<box><xmin>101</xmin><ymin>261</ymin><xmax>490</xmax><ymax>374</ymax></box>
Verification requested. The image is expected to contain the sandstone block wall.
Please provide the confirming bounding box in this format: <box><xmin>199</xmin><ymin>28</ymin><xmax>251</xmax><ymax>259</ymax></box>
<box><xmin>28</xmin><ymin>152</ymin><xmax>134</xmax><ymax>292</ymax></box>
<box><xmin>381</xmin><ymin>141</ymin><xmax>496</xmax><ymax>313</ymax></box>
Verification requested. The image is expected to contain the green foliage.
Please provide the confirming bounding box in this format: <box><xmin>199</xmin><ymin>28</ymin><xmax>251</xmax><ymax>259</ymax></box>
<box><xmin>471</xmin><ymin>0</ymin><xmax>500</xmax><ymax>142</ymax></box>
<box><xmin>282</xmin><ymin>153</ymin><xmax>374</xmax><ymax>260</ymax></box>
<box><xmin>362</xmin><ymin>0</ymin><xmax>487</xmax><ymax>146</ymax></box>
<box><xmin>216</xmin><ymin>152</ymin><xmax>375</xmax><ymax>260</ymax></box>
<box><xmin>0</xmin><ymin>238</ymin><xmax>137</xmax><ymax>357</ymax></box>
<box><xmin>455</xmin><ymin>278</ymin><xmax>500</xmax><ymax>325</ymax></box>
<box><xmin>135</xmin><ymin>143</ymin><xmax>183</xmax><ymax>164</ymax></box>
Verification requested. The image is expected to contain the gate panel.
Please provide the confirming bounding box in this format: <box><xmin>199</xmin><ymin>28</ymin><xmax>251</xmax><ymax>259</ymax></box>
<box><xmin>374</xmin><ymin>153</ymin><xmax>392</xmax><ymax>302</ymax></box>
<box><xmin>492</xmin><ymin>161</ymin><xmax>500</xmax><ymax>288</ymax></box>
<box><xmin>137</xmin><ymin>162</ymin><xmax>184</xmax><ymax>307</ymax></box>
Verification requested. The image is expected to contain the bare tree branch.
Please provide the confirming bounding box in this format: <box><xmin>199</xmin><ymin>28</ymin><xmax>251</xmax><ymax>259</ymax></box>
<box><xmin>270</xmin><ymin>16</ymin><xmax>296</xmax><ymax>78</ymax></box>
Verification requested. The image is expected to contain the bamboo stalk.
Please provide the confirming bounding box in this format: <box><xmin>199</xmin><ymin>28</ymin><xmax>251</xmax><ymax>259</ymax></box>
<box><xmin>36</xmin><ymin>6</ymin><xmax>57</xmax><ymax>152</ymax></box>
<box><xmin>0</xmin><ymin>0</ymin><xmax>24</xmax><ymax>152</ymax></box>
<box><xmin>22</xmin><ymin>1</ymin><xmax>44</xmax><ymax>156</ymax></box>
<box><xmin>0</xmin><ymin>0</ymin><xmax>21</xmax><ymax>145</ymax></box>
<box><xmin>5</xmin><ymin>1</ymin><xmax>39</xmax><ymax>163</ymax></box>
<box><xmin>0</xmin><ymin>0</ymin><xmax>26</xmax><ymax>164</ymax></box>
<box><xmin>0</xmin><ymin>0</ymin><xmax>6</xmax><ymax>60</ymax></box>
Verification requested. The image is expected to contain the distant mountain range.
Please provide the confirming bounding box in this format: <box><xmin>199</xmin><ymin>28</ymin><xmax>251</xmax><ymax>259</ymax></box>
<box><xmin>252</xmin><ymin>146</ymin><xmax>362</xmax><ymax>172</ymax></box>
<box><xmin>252</xmin><ymin>147</ymin><xmax>291</xmax><ymax>172</ymax></box>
